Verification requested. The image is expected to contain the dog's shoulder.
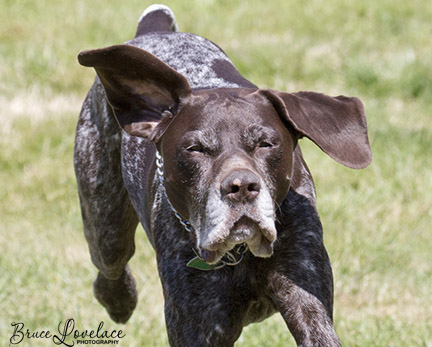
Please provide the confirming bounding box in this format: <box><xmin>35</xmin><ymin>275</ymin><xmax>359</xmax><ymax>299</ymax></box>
<box><xmin>290</xmin><ymin>146</ymin><xmax>317</xmax><ymax>208</ymax></box>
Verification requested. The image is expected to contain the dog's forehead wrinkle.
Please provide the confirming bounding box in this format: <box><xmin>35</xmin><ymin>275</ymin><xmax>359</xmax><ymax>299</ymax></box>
<box><xmin>178</xmin><ymin>109</ymin><xmax>267</xmax><ymax>155</ymax></box>
<box><xmin>184</xmin><ymin>129</ymin><xmax>221</xmax><ymax>150</ymax></box>
<box><xmin>242</xmin><ymin>124</ymin><xmax>273</xmax><ymax>144</ymax></box>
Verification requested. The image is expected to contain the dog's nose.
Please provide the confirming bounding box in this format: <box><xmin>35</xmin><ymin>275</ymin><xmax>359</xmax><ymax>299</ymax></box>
<box><xmin>221</xmin><ymin>170</ymin><xmax>261</xmax><ymax>202</ymax></box>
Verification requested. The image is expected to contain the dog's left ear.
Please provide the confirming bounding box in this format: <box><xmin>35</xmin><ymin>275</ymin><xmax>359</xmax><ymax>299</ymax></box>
<box><xmin>78</xmin><ymin>44</ymin><xmax>191</xmax><ymax>141</ymax></box>
<box><xmin>262</xmin><ymin>90</ymin><xmax>372</xmax><ymax>169</ymax></box>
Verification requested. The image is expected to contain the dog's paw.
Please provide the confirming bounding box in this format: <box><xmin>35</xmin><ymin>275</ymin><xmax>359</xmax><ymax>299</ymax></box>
<box><xmin>93</xmin><ymin>266</ymin><xmax>138</xmax><ymax>324</ymax></box>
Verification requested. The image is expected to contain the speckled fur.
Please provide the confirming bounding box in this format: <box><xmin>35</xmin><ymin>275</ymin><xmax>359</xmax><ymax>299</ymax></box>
<box><xmin>128</xmin><ymin>33</ymin><xmax>254</xmax><ymax>90</ymax></box>
<box><xmin>74</xmin><ymin>5</ymin><xmax>349</xmax><ymax>346</ymax></box>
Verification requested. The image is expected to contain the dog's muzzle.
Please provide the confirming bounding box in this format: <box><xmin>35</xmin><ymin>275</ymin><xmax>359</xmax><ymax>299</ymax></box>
<box><xmin>155</xmin><ymin>151</ymin><xmax>252</xmax><ymax>270</ymax></box>
<box><xmin>197</xmin><ymin>168</ymin><xmax>277</xmax><ymax>264</ymax></box>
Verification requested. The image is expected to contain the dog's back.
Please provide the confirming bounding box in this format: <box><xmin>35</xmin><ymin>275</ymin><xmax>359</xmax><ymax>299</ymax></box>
<box><xmin>129</xmin><ymin>5</ymin><xmax>255</xmax><ymax>90</ymax></box>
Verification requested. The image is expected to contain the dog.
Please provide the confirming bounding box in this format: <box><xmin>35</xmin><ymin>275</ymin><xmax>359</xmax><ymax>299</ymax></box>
<box><xmin>75</xmin><ymin>4</ymin><xmax>372</xmax><ymax>346</ymax></box>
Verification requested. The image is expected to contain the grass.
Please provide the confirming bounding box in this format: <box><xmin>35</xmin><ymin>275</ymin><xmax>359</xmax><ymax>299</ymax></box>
<box><xmin>1</xmin><ymin>0</ymin><xmax>431</xmax><ymax>345</ymax></box>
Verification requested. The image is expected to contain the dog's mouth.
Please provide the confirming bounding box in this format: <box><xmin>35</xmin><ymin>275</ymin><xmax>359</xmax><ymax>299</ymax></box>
<box><xmin>199</xmin><ymin>215</ymin><xmax>276</xmax><ymax>264</ymax></box>
<box><xmin>193</xmin><ymin>181</ymin><xmax>278</xmax><ymax>265</ymax></box>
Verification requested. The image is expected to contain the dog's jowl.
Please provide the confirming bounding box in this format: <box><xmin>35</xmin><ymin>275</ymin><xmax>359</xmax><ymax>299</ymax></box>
<box><xmin>75</xmin><ymin>4</ymin><xmax>372</xmax><ymax>346</ymax></box>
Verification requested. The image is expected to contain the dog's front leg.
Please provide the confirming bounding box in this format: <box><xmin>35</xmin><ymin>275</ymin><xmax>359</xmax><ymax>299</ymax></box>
<box><xmin>269</xmin><ymin>271</ymin><xmax>340</xmax><ymax>347</ymax></box>
<box><xmin>268</xmin><ymin>191</ymin><xmax>341</xmax><ymax>346</ymax></box>
<box><xmin>75</xmin><ymin>83</ymin><xmax>139</xmax><ymax>323</ymax></box>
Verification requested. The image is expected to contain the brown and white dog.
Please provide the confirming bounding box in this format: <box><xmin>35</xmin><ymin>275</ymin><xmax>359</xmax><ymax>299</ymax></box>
<box><xmin>75</xmin><ymin>4</ymin><xmax>372</xmax><ymax>346</ymax></box>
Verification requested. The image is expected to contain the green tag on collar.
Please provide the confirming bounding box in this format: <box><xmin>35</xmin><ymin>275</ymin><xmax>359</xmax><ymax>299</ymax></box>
<box><xmin>186</xmin><ymin>256</ymin><xmax>216</xmax><ymax>271</ymax></box>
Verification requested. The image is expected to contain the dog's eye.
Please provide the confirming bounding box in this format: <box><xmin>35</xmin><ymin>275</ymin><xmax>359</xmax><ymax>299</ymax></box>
<box><xmin>258</xmin><ymin>141</ymin><xmax>273</xmax><ymax>148</ymax></box>
<box><xmin>186</xmin><ymin>144</ymin><xmax>204</xmax><ymax>153</ymax></box>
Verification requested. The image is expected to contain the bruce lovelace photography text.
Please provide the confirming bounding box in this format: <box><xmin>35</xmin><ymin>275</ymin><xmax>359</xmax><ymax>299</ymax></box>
<box><xmin>10</xmin><ymin>318</ymin><xmax>125</xmax><ymax>346</ymax></box>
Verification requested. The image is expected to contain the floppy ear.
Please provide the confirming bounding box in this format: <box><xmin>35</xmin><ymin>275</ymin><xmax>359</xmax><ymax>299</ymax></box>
<box><xmin>78</xmin><ymin>44</ymin><xmax>191</xmax><ymax>141</ymax></box>
<box><xmin>262</xmin><ymin>90</ymin><xmax>372</xmax><ymax>169</ymax></box>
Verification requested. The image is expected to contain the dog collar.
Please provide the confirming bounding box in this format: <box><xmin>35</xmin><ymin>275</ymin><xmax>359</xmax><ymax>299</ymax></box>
<box><xmin>155</xmin><ymin>151</ymin><xmax>248</xmax><ymax>270</ymax></box>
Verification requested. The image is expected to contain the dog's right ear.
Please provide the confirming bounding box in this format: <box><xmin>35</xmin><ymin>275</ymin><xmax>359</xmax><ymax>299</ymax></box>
<box><xmin>78</xmin><ymin>44</ymin><xmax>191</xmax><ymax>141</ymax></box>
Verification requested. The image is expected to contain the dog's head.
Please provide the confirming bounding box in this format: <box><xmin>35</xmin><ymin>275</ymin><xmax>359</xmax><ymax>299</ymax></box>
<box><xmin>78</xmin><ymin>45</ymin><xmax>372</xmax><ymax>264</ymax></box>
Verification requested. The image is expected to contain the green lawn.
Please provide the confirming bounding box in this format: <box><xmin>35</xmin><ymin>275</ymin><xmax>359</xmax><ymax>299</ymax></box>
<box><xmin>1</xmin><ymin>0</ymin><xmax>431</xmax><ymax>346</ymax></box>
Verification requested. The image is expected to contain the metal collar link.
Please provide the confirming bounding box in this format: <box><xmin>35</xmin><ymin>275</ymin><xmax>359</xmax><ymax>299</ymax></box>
<box><xmin>155</xmin><ymin>151</ymin><xmax>248</xmax><ymax>270</ymax></box>
<box><xmin>155</xmin><ymin>151</ymin><xmax>193</xmax><ymax>232</ymax></box>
